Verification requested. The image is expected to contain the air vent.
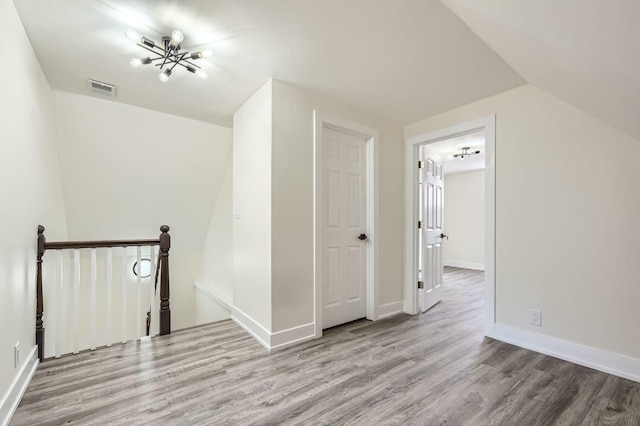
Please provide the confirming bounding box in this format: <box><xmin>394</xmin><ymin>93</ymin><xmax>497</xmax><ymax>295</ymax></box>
<box><xmin>86</xmin><ymin>79</ymin><xmax>117</xmax><ymax>98</ymax></box>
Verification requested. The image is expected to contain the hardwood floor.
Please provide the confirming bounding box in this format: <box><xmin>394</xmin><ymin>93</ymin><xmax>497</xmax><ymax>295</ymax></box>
<box><xmin>12</xmin><ymin>267</ymin><xmax>640</xmax><ymax>425</ymax></box>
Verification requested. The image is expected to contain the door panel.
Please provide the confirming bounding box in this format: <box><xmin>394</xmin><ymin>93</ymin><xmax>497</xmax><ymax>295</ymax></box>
<box><xmin>323</xmin><ymin>127</ymin><xmax>367</xmax><ymax>329</ymax></box>
<box><xmin>420</xmin><ymin>148</ymin><xmax>444</xmax><ymax>313</ymax></box>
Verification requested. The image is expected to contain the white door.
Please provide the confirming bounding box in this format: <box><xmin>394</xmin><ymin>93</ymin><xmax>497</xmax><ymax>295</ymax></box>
<box><xmin>322</xmin><ymin>127</ymin><xmax>367</xmax><ymax>329</ymax></box>
<box><xmin>419</xmin><ymin>148</ymin><xmax>444</xmax><ymax>312</ymax></box>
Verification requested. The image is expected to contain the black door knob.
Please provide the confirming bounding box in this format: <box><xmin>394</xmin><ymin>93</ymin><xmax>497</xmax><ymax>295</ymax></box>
<box><xmin>440</xmin><ymin>233</ymin><xmax>449</xmax><ymax>240</ymax></box>
<box><xmin>358</xmin><ymin>234</ymin><xmax>368</xmax><ymax>241</ymax></box>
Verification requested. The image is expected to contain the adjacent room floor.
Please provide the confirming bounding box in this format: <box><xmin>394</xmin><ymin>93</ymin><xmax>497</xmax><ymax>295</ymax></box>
<box><xmin>12</xmin><ymin>267</ymin><xmax>640</xmax><ymax>425</ymax></box>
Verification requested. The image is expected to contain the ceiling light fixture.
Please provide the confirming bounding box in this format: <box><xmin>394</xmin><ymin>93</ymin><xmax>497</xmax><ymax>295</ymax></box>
<box><xmin>126</xmin><ymin>28</ymin><xmax>210</xmax><ymax>82</ymax></box>
<box><xmin>453</xmin><ymin>147</ymin><xmax>480</xmax><ymax>160</ymax></box>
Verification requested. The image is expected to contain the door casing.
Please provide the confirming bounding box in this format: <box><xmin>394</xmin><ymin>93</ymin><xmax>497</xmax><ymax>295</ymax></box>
<box><xmin>314</xmin><ymin>111</ymin><xmax>378</xmax><ymax>338</ymax></box>
<box><xmin>404</xmin><ymin>115</ymin><xmax>496</xmax><ymax>337</ymax></box>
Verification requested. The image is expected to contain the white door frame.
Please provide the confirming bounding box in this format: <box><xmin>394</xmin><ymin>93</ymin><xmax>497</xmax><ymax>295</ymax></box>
<box><xmin>313</xmin><ymin>111</ymin><xmax>379</xmax><ymax>338</ymax></box>
<box><xmin>404</xmin><ymin>115</ymin><xmax>496</xmax><ymax>338</ymax></box>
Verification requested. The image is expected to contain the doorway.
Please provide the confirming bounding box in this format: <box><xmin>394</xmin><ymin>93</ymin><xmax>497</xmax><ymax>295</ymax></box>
<box><xmin>313</xmin><ymin>112</ymin><xmax>378</xmax><ymax>337</ymax></box>
<box><xmin>405</xmin><ymin>115</ymin><xmax>496</xmax><ymax>337</ymax></box>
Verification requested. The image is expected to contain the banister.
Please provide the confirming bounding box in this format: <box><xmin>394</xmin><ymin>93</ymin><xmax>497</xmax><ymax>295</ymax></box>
<box><xmin>44</xmin><ymin>239</ymin><xmax>160</xmax><ymax>250</ymax></box>
<box><xmin>35</xmin><ymin>225</ymin><xmax>171</xmax><ymax>361</ymax></box>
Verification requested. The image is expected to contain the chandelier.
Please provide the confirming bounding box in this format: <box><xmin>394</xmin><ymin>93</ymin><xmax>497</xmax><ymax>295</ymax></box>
<box><xmin>453</xmin><ymin>147</ymin><xmax>480</xmax><ymax>160</ymax></box>
<box><xmin>125</xmin><ymin>29</ymin><xmax>212</xmax><ymax>82</ymax></box>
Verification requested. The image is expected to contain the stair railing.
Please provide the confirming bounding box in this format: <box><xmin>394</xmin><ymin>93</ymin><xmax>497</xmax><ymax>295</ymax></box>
<box><xmin>35</xmin><ymin>225</ymin><xmax>171</xmax><ymax>361</ymax></box>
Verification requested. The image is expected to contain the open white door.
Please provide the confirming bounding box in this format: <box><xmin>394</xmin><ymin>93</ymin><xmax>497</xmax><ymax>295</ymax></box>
<box><xmin>322</xmin><ymin>127</ymin><xmax>368</xmax><ymax>329</ymax></box>
<box><xmin>419</xmin><ymin>148</ymin><xmax>445</xmax><ymax>312</ymax></box>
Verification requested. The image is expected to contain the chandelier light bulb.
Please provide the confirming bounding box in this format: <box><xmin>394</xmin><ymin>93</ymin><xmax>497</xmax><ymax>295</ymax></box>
<box><xmin>201</xmin><ymin>50</ymin><xmax>213</xmax><ymax>58</ymax></box>
<box><xmin>159</xmin><ymin>69</ymin><xmax>172</xmax><ymax>82</ymax></box>
<box><xmin>130</xmin><ymin>58</ymin><xmax>143</xmax><ymax>68</ymax></box>
<box><xmin>195</xmin><ymin>70</ymin><xmax>208</xmax><ymax>80</ymax></box>
<box><xmin>170</xmin><ymin>30</ymin><xmax>184</xmax><ymax>48</ymax></box>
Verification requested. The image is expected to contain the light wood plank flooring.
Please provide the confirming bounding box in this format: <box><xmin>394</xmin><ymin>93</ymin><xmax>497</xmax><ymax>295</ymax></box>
<box><xmin>12</xmin><ymin>267</ymin><xmax>640</xmax><ymax>425</ymax></box>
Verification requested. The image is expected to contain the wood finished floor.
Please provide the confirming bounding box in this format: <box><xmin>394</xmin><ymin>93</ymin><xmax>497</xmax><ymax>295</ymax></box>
<box><xmin>12</xmin><ymin>267</ymin><xmax>640</xmax><ymax>425</ymax></box>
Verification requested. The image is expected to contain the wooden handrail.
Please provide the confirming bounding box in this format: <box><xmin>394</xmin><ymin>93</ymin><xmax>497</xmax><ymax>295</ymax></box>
<box><xmin>35</xmin><ymin>225</ymin><xmax>171</xmax><ymax>361</ymax></box>
<box><xmin>45</xmin><ymin>239</ymin><xmax>160</xmax><ymax>250</ymax></box>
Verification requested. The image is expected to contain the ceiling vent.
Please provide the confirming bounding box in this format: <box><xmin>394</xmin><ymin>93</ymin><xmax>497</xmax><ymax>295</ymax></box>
<box><xmin>86</xmin><ymin>78</ymin><xmax>117</xmax><ymax>98</ymax></box>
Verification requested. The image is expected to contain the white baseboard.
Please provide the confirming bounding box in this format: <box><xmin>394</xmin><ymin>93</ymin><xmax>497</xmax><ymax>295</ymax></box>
<box><xmin>0</xmin><ymin>346</ymin><xmax>39</xmax><ymax>426</ymax></box>
<box><xmin>443</xmin><ymin>260</ymin><xmax>485</xmax><ymax>271</ymax></box>
<box><xmin>271</xmin><ymin>323</ymin><xmax>315</xmax><ymax>350</ymax></box>
<box><xmin>494</xmin><ymin>323</ymin><xmax>640</xmax><ymax>383</ymax></box>
<box><xmin>377</xmin><ymin>301</ymin><xmax>404</xmax><ymax>320</ymax></box>
<box><xmin>231</xmin><ymin>307</ymin><xmax>315</xmax><ymax>351</ymax></box>
<box><xmin>231</xmin><ymin>307</ymin><xmax>271</xmax><ymax>351</ymax></box>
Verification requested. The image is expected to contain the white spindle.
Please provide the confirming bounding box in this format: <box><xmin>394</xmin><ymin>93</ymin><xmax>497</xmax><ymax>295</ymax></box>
<box><xmin>73</xmin><ymin>249</ymin><xmax>80</xmax><ymax>354</ymax></box>
<box><xmin>55</xmin><ymin>250</ymin><xmax>64</xmax><ymax>358</ymax></box>
<box><xmin>122</xmin><ymin>247</ymin><xmax>127</xmax><ymax>343</ymax></box>
<box><xmin>149</xmin><ymin>246</ymin><xmax>156</xmax><ymax>337</ymax></box>
<box><xmin>136</xmin><ymin>246</ymin><xmax>142</xmax><ymax>339</ymax></box>
<box><xmin>90</xmin><ymin>248</ymin><xmax>97</xmax><ymax>350</ymax></box>
<box><xmin>106</xmin><ymin>248</ymin><xmax>113</xmax><ymax>346</ymax></box>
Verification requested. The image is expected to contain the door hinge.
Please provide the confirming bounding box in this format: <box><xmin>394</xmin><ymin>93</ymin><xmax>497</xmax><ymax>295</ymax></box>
<box><xmin>418</xmin><ymin>221</ymin><xmax>423</xmax><ymax>229</ymax></box>
<box><xmin>418</xmin><ymin>160</ymin><xmax>424</xmax><ymax>169</ymax></box>
<box><xmin>418</xmin><ymin>281</ymin><xmax>424</xmax><ymax>289</ymax></box>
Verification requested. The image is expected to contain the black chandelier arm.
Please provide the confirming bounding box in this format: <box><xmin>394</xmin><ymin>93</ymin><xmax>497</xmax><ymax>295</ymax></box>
<box><xmin>136</xmin><ymin>42</ymin><xmax>166</xmax><ymax>58</ymax></box>
<box><xmin>151</xmin><ymin>55</ymin><xmax>201</xmax><ymax>71</ymax></box>
<box><xmin>167</xmin><ymin>53</ymin><xmax>188</xmax><ymax>72</ymax></box>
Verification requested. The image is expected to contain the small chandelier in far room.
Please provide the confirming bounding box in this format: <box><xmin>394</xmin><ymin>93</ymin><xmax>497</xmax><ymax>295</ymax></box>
<box><xmin>126</xmin><ymin>28</ymin><xmax>212</xmax><ymax>82</ymax></box>
<box><xmin>453</xmin><ymin>147</ymin><xmax>480</xmax><ymax>160</ymax></box>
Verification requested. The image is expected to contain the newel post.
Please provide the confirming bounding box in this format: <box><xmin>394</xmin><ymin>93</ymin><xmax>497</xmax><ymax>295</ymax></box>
<box><xmin>36</xmin><ymin>225</ymin><xmax>45</xmax><ymax>361</ymax></box>
<box><xmin>159</xmin><ymin>225</ymin><xmax>171</xmax><ymax>335</ymax></box>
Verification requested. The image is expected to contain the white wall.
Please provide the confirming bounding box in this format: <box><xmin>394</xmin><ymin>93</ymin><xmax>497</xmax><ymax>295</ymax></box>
<box><xmin>405</xmin><ymin>84</ymin><xmax>640</xmax><ymax>360</ymax></box>
<box><xmin>231</xmin><ymin>79</ymin><xmax>404</xmax><ymax>339</ymax></box>
<box><xmin>0</xmin><ymin>0</ymin><xmax>68</xmax><ymax>414</ymax></box>
<box><xmin>52</xmin><ymin>90</ymin><xmax>232</xmax><ymax>253</ymax></box>
<box><xmin>197</xmin><ymin>157</ymin><xmax>233</xmax><ymax>324</ymax></box>
<box><xmin>200</xmin><ymin>159</ymin><xmax>233</xmax><ymax>304</ymax></box>
<box><xmin>271</xmin><ymin>80</ymin><xmax>405</xmax><ymax>332</ymax></box>
<box><xmin>443</xmin><ymin>170</ymin><xmax>485</xmax><ymax>270</ymax></box>
<box><xmin>232</xmin><ymin>81</ymin><xmax>273</xmax><ymax>331</ymax></box>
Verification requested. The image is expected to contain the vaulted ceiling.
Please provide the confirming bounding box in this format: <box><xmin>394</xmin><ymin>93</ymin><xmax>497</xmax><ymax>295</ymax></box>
<box><xmin>441</xmin><ymin>0</ymin><xmax>640</xmax><ymax>140</ymax></box>
<box><xmin>14</xmin><ymin>0</ymin><xmax>526</xmax><ymax>128</ymax></box>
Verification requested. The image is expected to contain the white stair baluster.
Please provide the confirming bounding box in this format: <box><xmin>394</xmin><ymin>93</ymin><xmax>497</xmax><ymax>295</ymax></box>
<box><xmin>122</xmin><ymin>247</ymin><xmax>127</xmax><ymax>343</ymax></box>
<box><xmin>136</xmin><ymin>246</ymin><xmax>142</xmax><ymax>339</ymax></box>
<box><xmin>55</xmin><ymin>250</ymin><xmax>63</xmax><ymax>358</ymax></box>
<box><xmin>149</xmin><ymin>246</ymin><xmax>156</xmax><ymax>337</ymax></box>
<box><xmin>73</xmin><ymin>249</ymin><xmax>80</xmax><ymax>354</ymax></box>
<box><xmin>106</xmin><ymin>247</ymin><xmax>113</xmax><ymax>346</ymax></box>
<box><xmin>90</xmin><ymin>248</ymin><xmax>97</xmax><ymax>350</ymax></box>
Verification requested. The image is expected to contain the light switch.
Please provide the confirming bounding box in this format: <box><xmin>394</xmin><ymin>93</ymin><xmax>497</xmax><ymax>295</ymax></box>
<box><xmin>234</xmin><ymin>206</ymin><xmax>240</xmax><ymax>219</ymax></box>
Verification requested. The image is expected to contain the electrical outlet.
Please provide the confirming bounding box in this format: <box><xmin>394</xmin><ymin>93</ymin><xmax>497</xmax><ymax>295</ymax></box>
<box><xmin>14</xmin><ymin>342</ymin><xmax>20</xmax><ymax>368</ymax></box>
<box><xmin>529</xmin><ymin>309</ymin><xmax>542</xmax><ymax>326</ymax></box>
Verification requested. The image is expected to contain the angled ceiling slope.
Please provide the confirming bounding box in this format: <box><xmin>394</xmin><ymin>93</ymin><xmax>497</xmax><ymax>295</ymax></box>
<box><xmin>14</xmin><ymin>0</ymin><xmax>525</xmax><ymax>127</ymax></box>
<box><xmin>441</xmin><ymin>0</ymin><xmax>640</xmax><ymax>140</ymax></box>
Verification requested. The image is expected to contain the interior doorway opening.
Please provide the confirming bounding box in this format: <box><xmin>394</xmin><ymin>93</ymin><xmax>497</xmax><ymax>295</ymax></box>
<box><xmin>417</xmin><ymin>131</ymin><xmax>486</xmax><ymax>312</ymax></box>
<box><xmin>405</xmin><ymin>115</ymin><xmax>496</xmax><ymax>337</ymax></box>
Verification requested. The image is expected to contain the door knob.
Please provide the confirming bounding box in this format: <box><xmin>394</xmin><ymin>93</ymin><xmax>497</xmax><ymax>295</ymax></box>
<box><xmin>440</xmin><ymin>233</ymin><xmax>448</xmax><ymax>240</ymax></box>
<box><xmin>358</xmin><ymin>234</ymin><xmax>368</xmax><ymax>241</ymax></box>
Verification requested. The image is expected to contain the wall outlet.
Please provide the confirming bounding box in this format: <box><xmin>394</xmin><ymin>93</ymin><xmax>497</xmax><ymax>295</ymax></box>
<box><xmin>529</xmin><ymin>309</ymin><xmax>542</xmax><ymax>326</ymax></box>
<box><xmin>14</xmin><ymin>342</ymin><xmax>20</xmax><ymax>368</ymax></box>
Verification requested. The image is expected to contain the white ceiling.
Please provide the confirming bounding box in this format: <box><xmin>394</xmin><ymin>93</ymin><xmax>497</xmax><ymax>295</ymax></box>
<box><xmin>441</xmin><ymin>0</ymin><xmax>640</xmax><ymax>141</ymax></box>
<box><xmin>426</xmin><ymin>131</ymin><xmax>485</xmax><ymax>175</ymax></box>
<box><xmin>13</xmin><ymin>0</ymin><xmax>525</xmax><ymax>128</ymax></box>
